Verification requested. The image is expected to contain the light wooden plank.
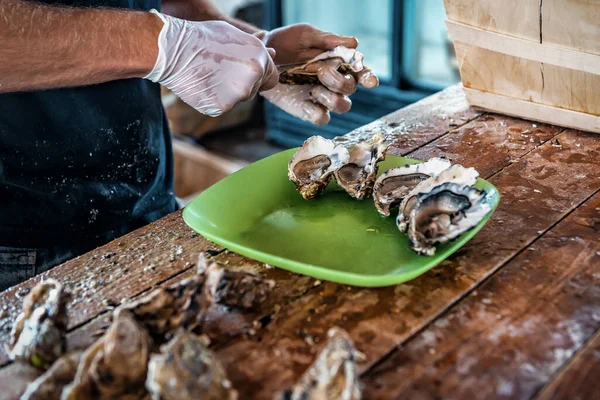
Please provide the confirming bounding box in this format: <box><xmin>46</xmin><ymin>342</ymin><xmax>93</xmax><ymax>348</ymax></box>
<box><xmin>542</xmin><ymin>0</ymin><xmax>600</xmax><ymax>56</ymax></box>
<box><xmin>464</xmin><ymin>87</ymin><xmax>600</xmax><ymax>133</ymax></box>
<box><xmin>443</xmin><ymin>0</ymin><xmax>540</xmax><ymax>41</ymax></box>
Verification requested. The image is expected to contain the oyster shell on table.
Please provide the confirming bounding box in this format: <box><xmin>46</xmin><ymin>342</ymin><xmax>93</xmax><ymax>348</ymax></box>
<box><xmin>6</xmin><ymin>279</ymin><xmax>70</xmax><ymax>369</ymax></box>
<box><xmin>396</xmin><ymin>164</ymin><xmax>479</xmax><ymax>232</ymax></box>
<box><xmin>334</xmin><ymin>133</ymin><xmax>387</xmax><ymax>200</ymax></box>
<box><xmin>279</xmin><ymin>46</ymin><xmax>364</xmax><ymax>85</ymax></box>
<box><xmin>373</xmin><ymin>157</ymin><xmax>452</xmax><ymax>216</ymax></box>
<box><xmin>61</xmin><ymin>309</ymin><xmax>151</xmax><ymax>400</ymax></box>
<box><xmin>20</xmin><ymin>351</ymin><xmax>83</xmax><ymax>400</ymax></box>
<box><xmin>407</xmin><ymin>182</ymin><xmax>492</xmax><ymax>256</ymax></box>
<box><xmin>146</xmin><ymin>330</ymin><xmax>238</xmax><ymax>400</ymax></box>
<box><xmin>288</xmin><ymin>135</ymin><xmax>349</xmax><ymax>200</ymax></box>
<box><xmin>277</xmin><ymin>327</ymin><xmax>363</xmax><ymax>400</ymax></box>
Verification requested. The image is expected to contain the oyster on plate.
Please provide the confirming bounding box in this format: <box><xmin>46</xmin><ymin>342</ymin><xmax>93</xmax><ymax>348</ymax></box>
<box><xmin>334</xmin><ymin>133</ymin><xmax>386</xmax><ymax>200</ymax></box>
<box><xmin>146</xmin><ymin>330</ymin><xmax>237</xmax><ymax>400</ymax></box>
<box><xmin>201</xmin><ymin>253</ymin><xmax>275</xmax><ymax>311</ymax></box>
<box><xmin>396</xmin><ymin>164</ymin><xmax>479</xmax><ymax>232</ymax></box>
<box><xmin>277</xmin><ymin>327</ymin><xmax>363</xmax><ymax>400</ymax></box>
<box><xmin>373</xmin><ymin>157</ymin><xmax>451</xmax><ymax>216</ymax></box>
<box><xmin>20</xmin><ymin>351</ymin><xmax>83</xmax><ymax>400</ymax></box>
<box><xmin>279</xmin><ymin>46</ymin><xmax>364</xmax><ymax>85</ymax></box>
<box><xmin>62</xmin><ymin>309</ymin><xmax>151</xmax><ymax>400</ymax></box>
<box><xmin>6</xmin><ymin>279</ymin><xmax>70</xmax><ymax>369</ymax></box>
<box><xmin>288</xmin><ymin>135</ymin><xmax>349</xmax><ymax>200</ymax></box>
<box><xmin>407</xmin><ymin>182</ymin><xmax>492</xmax><ymax>256</ymax></box>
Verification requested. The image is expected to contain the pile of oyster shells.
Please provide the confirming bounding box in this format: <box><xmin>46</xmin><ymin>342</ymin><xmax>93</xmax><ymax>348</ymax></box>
<box><xmin>9</xmin><ymin>257</ymin><xmax>363</xmax><ymax>400</ymax></box>
<box><xmin>288</xmin><ymin>135</ymin><xmax>492</xmax><ymax>256</ymax></box>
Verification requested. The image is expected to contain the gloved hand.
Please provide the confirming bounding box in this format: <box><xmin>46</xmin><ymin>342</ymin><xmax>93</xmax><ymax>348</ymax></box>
<box><xmin>259</xmin><ymin>23</ymin><xmax>379</xmax><ymax>126</ymax></box>
<box><xmin>145</xmin><ymin>9</ymin><xmax>278</xmax><ymax>117</ymax></box>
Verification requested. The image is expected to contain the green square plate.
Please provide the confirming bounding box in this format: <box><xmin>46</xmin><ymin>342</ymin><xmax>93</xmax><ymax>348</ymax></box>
<box><xmin>182</xmin><ymin>149</ymin><xmax>500</xmax><ymax>287</ymax></box>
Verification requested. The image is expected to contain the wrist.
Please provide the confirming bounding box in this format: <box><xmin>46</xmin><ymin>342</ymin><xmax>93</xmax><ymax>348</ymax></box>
<box><xmin>136</xmin><ymin>10</ymin><xmax>165</xmax><ymax>77</ymax></box>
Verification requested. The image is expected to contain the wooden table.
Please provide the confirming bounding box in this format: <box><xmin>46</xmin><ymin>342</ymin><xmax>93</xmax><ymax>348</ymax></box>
<box><xmin>1</xmin><ymin>85</ymin><xmax>599</xmax><ymax>399</ymax></box>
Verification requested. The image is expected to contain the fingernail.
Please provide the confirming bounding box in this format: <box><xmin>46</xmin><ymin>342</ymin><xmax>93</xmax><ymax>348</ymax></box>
<box><xmin>360</xmin><ymin>71</ymin><xmax>379</xmax><ymax>88</ymax></box>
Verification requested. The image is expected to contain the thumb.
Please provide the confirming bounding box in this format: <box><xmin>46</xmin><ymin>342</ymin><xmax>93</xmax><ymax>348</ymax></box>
<box><xmin>318</xmin><ymin>33</ymin><xmax>359</xmax><ymax>50</ymax></box>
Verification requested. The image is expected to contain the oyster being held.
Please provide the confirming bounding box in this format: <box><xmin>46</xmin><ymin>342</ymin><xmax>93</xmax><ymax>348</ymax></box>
<box><xmin>334</xmin><ymin>133</ymin><xmax>386</xmax><ymax>200</ymax></box>
<box><xmin>373</xmin><ymin>157</ymin><xmax>451</xmax><ymax>216</ymax></box>
<box><xmin>396</xmin><ymin>164</ymin><xmax>479</xmax><ymax>232</ymax></box>
<box><xmin>146</xmin><ymin>330</ymin><xmax>238</xmax><ymax>400</ymax></box>
<box><xmin>277</xmin><ymin>327</ymin><xmax>362</xmax><ymax>400</ymax></box>
<box><xmin>20</xmin><ymin>351</ymin><xmax>83</xmax><ymax>400</ymax></box>
<box><xmin>288</xmin><ymin>136</ymin><xmax>349</xmax><ymax>199</ymax></box>
<box><xmin>6</xmin><ymin>279</ymin><xmax>70</xmax><ymax>369</ymax></box>
<box><xmin>62</xmin><ymin>309</ymin><xmax>151</xmax><ymax>400</ymax></box>
<box><xmin>279</xmin><ymin>46</ymin><xmax>364</xmax><ymax>85</ymax></box>
<box><xmin>407</xmin><ymin>182</ymin><xmax>492</xmax><ymax>256</ymax></box>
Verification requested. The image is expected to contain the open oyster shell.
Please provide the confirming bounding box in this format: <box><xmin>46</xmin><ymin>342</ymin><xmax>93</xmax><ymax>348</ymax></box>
<box><xmin>334</xmin><ymin>133</ymin><xmax>386</xmax><ymax>200</ymax></box>
<box><xmin>396</xmin><ymin>164</ymin><xmax>479</xmax><ymax>232</ymax></box>
<box><xmin>20</xmin><ymin>351</ymin><xmax>83</xmax><ymax>400</ymax></box>
<box><xmin>373</xmin><ymin>157</ymin><xmax>452</xmax><ymax>216</ymax></box>
<box><xmin>277</xmin><ymin>327</ymin><xmax>362</xmax><ymax>400</ymax></box>
<box><xmin>61</xmin><ymin>309</ymin><xmax>151</xmax><ymax>400</ymax></box>
<box><xmin>6</xmin><ymin>279</ymin><xmax>70</xmax><ymax>369</ymax></box>
<box><xmin>407</xmin><ymin>182</ymin><xmax>492</xmax><ymax>256</ymax></box>
<box><xmin>146</xmin><ymin>330</ymin><xmax>238</xmax><ymax>400</ymax></box>
<box><xmin>279</xmin><ymin>46</ymin><xmax>364</xmax><ymax>85</ymax></box>
<box><xmin>288</xmin><ymin>135</ymin><xmax>350</xmax><ymax>200</ymax></box>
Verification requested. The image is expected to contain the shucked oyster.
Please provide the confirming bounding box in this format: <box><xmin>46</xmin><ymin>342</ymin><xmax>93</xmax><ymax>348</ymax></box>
<box><xmin>146</xmin><ymin>330</ymin><xmax>238</xmax><ymax>400</ymax></box>
<box><xmin>279</xmin><ymin>46</ymin><xmax>364</xmax><ymax>85</ymax></box>
<box><xmin>288</xmin><ymin>136</ymin><xmax>349</xmax><ymax>199</ymax></box>
<box><xmin>21</xmin><ymin>351</ymin><xmax>83</xmax><ymax>400</ymax></box>
<box><xmin>334</xmin><ymin>133</ymin><xmax>386</xmax><ymax>200</ymax></box>
<box><xmin>277</xmin><ymin>327</ymin><xmax>362</xmax><ymax>400</ymax></box>
<box><xmin>6</xmin><ymin>279</ymin><xmax>70</xmax><ymax>369</ymax></box>
<box><xmin>396</xmin><ymin>164</ymin><xmax>479</xmax><ymax>232</ymax></box>
<box><xmin>373</xmin><ymin>157</ymin><xmax>451</xmax><ymax>216</ymax></box>
<box><xmin>62</xmin><ymin>309</ymin><xmax>151</xmax><ymax>400</ymax></box>
<box><xmin>407</xmin><ymin>182</ymin><xmax>492</xmax><ymax>256</ymax></box>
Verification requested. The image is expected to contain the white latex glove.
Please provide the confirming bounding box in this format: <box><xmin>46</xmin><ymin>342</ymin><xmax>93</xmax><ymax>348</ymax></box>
<box><xmin>261</xmin><ymin>83</ymin><xmax>353</xmax><ymax>126</ymax></box>
<box><xmin>145</xmin><ymin>9</ymin><xmax>278</xmax><ymax>117</ymax></box>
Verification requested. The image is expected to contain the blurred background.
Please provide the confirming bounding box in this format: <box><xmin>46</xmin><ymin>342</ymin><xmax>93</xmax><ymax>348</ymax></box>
<box><xmin>168</xmin><ymin>0</ymin><xmax>460</xmax><ymax>204</ymax></box>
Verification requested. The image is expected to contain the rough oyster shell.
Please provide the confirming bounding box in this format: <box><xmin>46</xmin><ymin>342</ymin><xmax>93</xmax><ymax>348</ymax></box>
<box><xmin>146</xmin><ymin>330</ymin><xmax>238</xmax><ymax>400</ymax></box>
<box><xmin>407</xmin><ymin>182</ymin><xmax>491</xmax><ymax>256</ymax></box>
<box><xmin>288</xmin><ymin>135</ymin><xmax>350</xmax><ymax>199</ymax></box>
<box><xmin>20</xmin><ymin>351</ymin><xmax>83</xmax><ymax>400</ymax></box>
<box><xmin>6</xmin><ymin>279</ymin><xmax>70</xmax><ymax>369</ymax></box>
<box><xmin>277</xmin><ymin>327</ymin><xmax>362</xmax><ymax>400</ymax></box>
<box><xmin>373</xmin><ymin>157</ymin><xmax>451</xmax><ymax>216</ymax></box>
<box><xmin>279</xmin><ymin>46</ymin><xmax>364</xmax><ymax>85</ymax></box>
<box><xmin>396</xmin><ymin>164</ymin><xmax>479</xmax><ymax>232</ymax></box>
<box><xmin>61</xmin><ymin>309</ymin><xmax>151</xmax><ymax>400</ymax></box>
<box><xmin>334</xmin><ymin>133</ymin><xmax>386</xmax><ymax>200</ymax></box>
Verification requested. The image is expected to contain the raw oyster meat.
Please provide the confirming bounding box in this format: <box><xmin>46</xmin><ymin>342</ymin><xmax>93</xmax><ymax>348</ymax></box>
<box><xmin>288</xmin><ymin>135</ymin><xmax>349</xmax><ymax>199</ymax></box>
<box><xmin>146</xmin><ymin>330</ymin><xmax>237</xmax><ymax>400</ymax></box>
<box><xmin>62</xmin><ymin>309</ymin><xmax>151</xmax><ymax>400</ymax></box>
<box><xmin>277</xmin><ymin>327</ymin><xmax>362</xmax><ymax>400</ymax></box>
<box><xmin>406</xmin><ymin>182</ymin><xmax>492</xmax><ymax>256</ymax></box>
<box><xmin>279</xmin><ymin>46</ymin><xmax>364</xmax><ymax>85</ymax></box>
<box><xmin>373</xmin><ymin>157</ymin><xmax>451</xmax><ymax>216</ymax></box>
<box><xmin>334</xmin><ymin>133</ymin><xmax>386</xmax><ymax>200</ymax></box>
<box><xmin>20</xmin><ymin>351</ymin><xmax>83</xmax><ymax>400</ymax></box>
<box><xmin>396</xmin><ymin>164</ymin><xmax>479</xmax><ymax>232</ymax></box>
<box><xmin>6</xmin><ymin>279</ymin><xmax>70</xmax><ymax>369</ymax></box>
<box><xmin>202</xmin><ymin>253</ymin><xmax>275</xmax><ymax>311</ymax></box>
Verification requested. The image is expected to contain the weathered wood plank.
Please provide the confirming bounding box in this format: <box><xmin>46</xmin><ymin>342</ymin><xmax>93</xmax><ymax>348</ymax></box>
<box><xmin>212</xmin><ymin>125</ymin><xmax>594</xmax><ymax>399</ymax></box>
<box><xmin>362</xmin><ymin>191</ymin><xmax>600</xmax><ymax>400</ymax></box>
<box><xmin>536</xmin><ymin>329</ymin><xmax>600</xmax><ymax>400</ymax></box>
<box><xmin>0</xmin><ymin>85</ymin><xmax>479</xmax><ymax>368</ymax></box>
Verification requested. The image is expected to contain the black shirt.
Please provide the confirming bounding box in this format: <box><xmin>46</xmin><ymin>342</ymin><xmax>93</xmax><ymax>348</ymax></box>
<box><xmin>0</xmin><ymin>0</ymin><xmax>178</xmax><ymax>248</ymax></box>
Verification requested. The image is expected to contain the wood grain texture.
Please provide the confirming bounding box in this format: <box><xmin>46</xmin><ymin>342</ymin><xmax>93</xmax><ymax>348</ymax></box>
<box><xmin>542</xmin><ymin>0</ymin><xmax>600</xmax><ymax>56</ymax></box>
<box><xmin>443</xmin><ymin>0</ymin><xmax>540</xmax><ymax>41</ymax></box>
<box><xmin>362</xmin><ymin>191</ymin><xmax>600</xmax><ymax>400</ymax></box>
<box><xmin>536</xmin><ymin>329</ymin><xmax>600</xmax><ymax>400</ymax></box>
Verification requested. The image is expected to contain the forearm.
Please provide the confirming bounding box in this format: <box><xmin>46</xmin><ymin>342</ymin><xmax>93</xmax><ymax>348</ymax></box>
<box><xmin>0</xmin><ymin>0</ymin><xmax>162</xmax><ymax>93</ymax></box>
<box><xmin>161</xmin><ymin>0</ymin><xmax>260</xmax><ymax>34</ymax></box>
